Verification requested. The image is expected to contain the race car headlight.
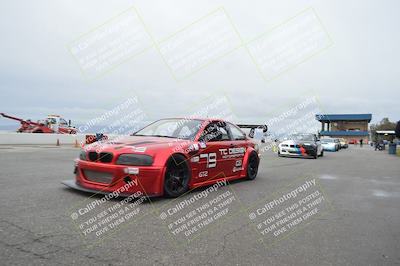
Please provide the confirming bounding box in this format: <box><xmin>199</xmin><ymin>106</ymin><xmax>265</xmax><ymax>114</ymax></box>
<box><xmin>116</xmin><ymin>154</ymin><xmax>153</xmax><ymax>166</ymax></box>
<box><xmin>79</xmin><ymin>151</ymin><xmax>87</xmax><ymax>161</ymax></box>
<box><xmin>303</xmin><ymin>143</ymin><xmax>316</xmax><ymax>147</ymax></box>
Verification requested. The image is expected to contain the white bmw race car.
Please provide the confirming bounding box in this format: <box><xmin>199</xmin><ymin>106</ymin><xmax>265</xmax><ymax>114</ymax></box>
<box><xmin>278</xmin><ymin>133</ymin><xmax>323</xmax><ymax>159</ymax></box>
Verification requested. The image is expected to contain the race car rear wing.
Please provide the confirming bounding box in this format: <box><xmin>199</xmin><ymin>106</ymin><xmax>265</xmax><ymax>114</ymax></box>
<box><xmin>237</xmin><ymin>124</ymin><xmax>268</xmax><ymax>139</ymax></box>
<box><xmin>237</xmin><ymin>124</ymin><xmax>268</xmax><ymax>132</ymax></box>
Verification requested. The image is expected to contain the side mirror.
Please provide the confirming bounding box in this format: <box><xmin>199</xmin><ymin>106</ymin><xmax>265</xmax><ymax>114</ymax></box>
<box><xmin>248</xmin><ymin>128</ymin><xmax>255</xmax><ymax>138</ymax></box>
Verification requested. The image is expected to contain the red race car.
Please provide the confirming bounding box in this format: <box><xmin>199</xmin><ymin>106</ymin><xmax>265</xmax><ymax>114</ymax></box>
<box><xmin>62</xmin><ymin>118</ymin><xmax>260</xmax><ymax>198</ymax></box>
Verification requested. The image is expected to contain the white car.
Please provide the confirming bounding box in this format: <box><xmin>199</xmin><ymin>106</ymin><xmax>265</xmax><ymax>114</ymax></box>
<box><xmin>278</xmin><ymin>133</ymin><xmax>323</xmax><ymax>159</ymax></box>
<box><xmin>321</xmin><ymin>138</ymin><xmax>339</xmax><ymax>152</ymax></box>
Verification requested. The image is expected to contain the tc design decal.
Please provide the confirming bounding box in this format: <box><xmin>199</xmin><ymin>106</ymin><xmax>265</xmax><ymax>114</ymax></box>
<box><xmin>219</xmin><ymin>147</ymin><xmax>246</xmax><ymax>159</ymax></box>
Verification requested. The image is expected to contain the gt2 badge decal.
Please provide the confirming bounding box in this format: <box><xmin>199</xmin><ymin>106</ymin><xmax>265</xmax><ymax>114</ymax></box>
<box><xmin>198</xmin><ymin>171</ymin><xmax>208</xmax><ymax>177</ymax></box>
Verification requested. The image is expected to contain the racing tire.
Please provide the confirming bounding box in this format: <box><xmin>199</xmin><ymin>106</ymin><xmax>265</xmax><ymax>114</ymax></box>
<box><xmin>163</xmin><ymin>154</ymin><xmax>190</xmax><ymax>198</ymax></box>
<box><xmin>246</xmin><ymin>151</ymin><xmax>259</xmax><ymax>180</ymax></box>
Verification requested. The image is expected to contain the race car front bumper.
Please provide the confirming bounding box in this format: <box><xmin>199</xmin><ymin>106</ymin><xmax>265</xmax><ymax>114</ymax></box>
<box><xmin>62</xmin><ymin>160</ymin><xmax>166</xmax><ymax>197</ymax></box>
<box><xmin>279</xmin><ymin>145</ymin><xmax>317</xmax><ymax>157</ymax></box>
<box><xmin>62</xmin><ymin>179</ymin><xmax>140</xmax><ymax>197</ymax></box>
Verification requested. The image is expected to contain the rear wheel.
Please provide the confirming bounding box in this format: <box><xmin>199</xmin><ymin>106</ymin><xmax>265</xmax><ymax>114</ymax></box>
<box><xmin>164</xmin><ymin>154</ymin><xmax>190</xmax><ymax>197</ymax></box>
<box><xmin>246</xmin><ymin>151</ymin><xmax>259</xmax><ymax>180</ymax></box>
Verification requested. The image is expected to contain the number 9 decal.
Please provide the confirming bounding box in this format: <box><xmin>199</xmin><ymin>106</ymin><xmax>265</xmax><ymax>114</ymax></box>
<box><xmin>200</xmin><ymin>152</ymin><xmax>217</xmax><ymax>168</ymax></box>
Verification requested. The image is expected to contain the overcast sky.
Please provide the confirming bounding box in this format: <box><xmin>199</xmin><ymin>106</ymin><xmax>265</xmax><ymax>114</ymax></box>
<box><xmin>1</xmin><ymin>0</ymin><xmax>399</xmax><ymax>131</ymax></box>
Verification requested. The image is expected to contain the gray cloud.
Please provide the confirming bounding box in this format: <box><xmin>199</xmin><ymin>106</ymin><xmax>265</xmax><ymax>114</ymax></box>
<box><xmin>1</xmin><ymin>0</ymin><xmax>399</xmax><ymax>131</ymax></box>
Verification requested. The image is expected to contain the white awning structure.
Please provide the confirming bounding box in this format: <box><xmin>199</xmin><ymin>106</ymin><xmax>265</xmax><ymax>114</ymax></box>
<box><xmin>376</xmin><ymin>130</ymin><xmax>395</xmax><ymax>135</ymax></box>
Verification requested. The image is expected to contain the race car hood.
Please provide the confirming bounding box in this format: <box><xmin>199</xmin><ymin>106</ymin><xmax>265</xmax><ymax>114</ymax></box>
<box><xmin>279</xmin><ymin>139</ymin><xmax>315</xmax><ymax>146</ymax></box>
<box><xmin>83</xmin><ymin>135</ymin><xmax>196</xmax><ymax>159</ymax></box>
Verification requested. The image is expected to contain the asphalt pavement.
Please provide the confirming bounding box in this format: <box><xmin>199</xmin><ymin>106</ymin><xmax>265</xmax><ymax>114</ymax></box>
<box><xmin>0</xmin><ymin>145</ymin><xmax>399</xmax><ymax>265</ymax></box>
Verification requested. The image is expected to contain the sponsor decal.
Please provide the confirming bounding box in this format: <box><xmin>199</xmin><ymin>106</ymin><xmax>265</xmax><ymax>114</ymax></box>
<box><xmin>200</xmin><ymin>152</ymin><xmax>217</xmax><ymax>168</ymax></box>
<box><xmin>191</xmin><ymin>156</ymin><xmax>200</xmax><ymax>163</ymax></box>
<box><xmin>198</xmin><ymin>171</ymin><xmax>208</xmax><ymax>178</ymax></box>
<box><xmin>232</xmin><ymin>166</ymin><xmax>243</xmax><ymax>172</ymax></box>
<box><xmin>219</xmin><ymin>147</ymin><xmax>246</xmax><ymax>159</ymax></box>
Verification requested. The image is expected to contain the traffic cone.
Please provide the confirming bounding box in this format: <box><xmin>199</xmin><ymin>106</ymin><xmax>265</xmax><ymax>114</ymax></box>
<box><xmin>56</xmin><ymin>139</ymin><xmax>60</xmax><ymax>146</ymax></box>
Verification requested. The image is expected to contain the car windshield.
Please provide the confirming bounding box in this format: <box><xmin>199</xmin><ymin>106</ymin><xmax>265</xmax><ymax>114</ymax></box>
<box><xmin>290</xmin><ymin>134</ymin><xmax>314</xmax><ymax>141</ymax></box>
<box><xmin>322</xmin><ymin>139</ymin><xmax>334</xmax><ymax>143</ymax></box>
<box><xmin>132</xmin><ymin>119</ymin><xmax>204</xmax><ymax>140</ymax></box>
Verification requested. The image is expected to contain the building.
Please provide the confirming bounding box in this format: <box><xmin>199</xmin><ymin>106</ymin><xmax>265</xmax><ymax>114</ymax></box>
<box><xmin>375</xmin><ymin>130</ymin><xmax>396</xmax><ymax>142</ymax></box>
<box><xmin>315</xmin><ymin>114</ymin><xmax>372</xmax><ymax>144</ymax></box>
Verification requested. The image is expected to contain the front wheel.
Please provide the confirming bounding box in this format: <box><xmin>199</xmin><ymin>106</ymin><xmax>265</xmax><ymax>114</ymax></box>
<box><xmin>246</xmin><ymin>151</ymin><xmax>259</xmax><ymax>180</ymax></box>
<box><xmin>164</xmin><ymin>154</ymin><xmax>190</xmax><ymax>197</ymax></box>
<box><xmin>320</xmin><ymin>150</ymin><xmax>324</xmax><ymax>157</ymax></box>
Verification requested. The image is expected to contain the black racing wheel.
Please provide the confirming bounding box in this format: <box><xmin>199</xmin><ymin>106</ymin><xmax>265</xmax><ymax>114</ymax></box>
<box><xmin>164</xmin><ymin>154</ymin><xmax>190</xmax><ymax>197</ymax></box>
<box><xmin>246</xmin><ymin>151</ymin><xmax>259</xmax><ymax>180</ymax></box>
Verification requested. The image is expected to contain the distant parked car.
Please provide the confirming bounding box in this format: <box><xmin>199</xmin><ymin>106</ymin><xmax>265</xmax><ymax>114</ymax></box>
<box><xmin>321</xmin><ymin>138</ymin><xmax>339</xmax><ymax>152</ymax></box>
<box><xmin>333</xmin><ymin>138</ymin><xmax>341</xmax><ymax>150</ymax></box>
<box><xmin>338</xmin><ymin>138</ymin><xmax>348</xmax><ymax>149</ymax></box>
<box><xmin>278</xmin><ymin>133</ymin><xmax>323</xmax><ymax>159</ymax></box>
<box><xmin>348</xmin><ymin>139</ymin><xmax>358</xmax><ymax>144</ymax></box>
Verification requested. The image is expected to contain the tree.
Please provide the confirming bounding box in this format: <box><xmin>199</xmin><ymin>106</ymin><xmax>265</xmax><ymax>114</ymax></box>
<box><xmin>370</xmin><ymin>118</ymin><xmax>397</xmax><ymax>141</ymax></box>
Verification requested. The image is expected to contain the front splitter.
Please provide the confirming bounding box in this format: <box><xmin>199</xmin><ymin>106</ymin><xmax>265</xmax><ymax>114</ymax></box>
<box><xmin>61</xmin><ymin>180</ymin><xmax>157</xmax><ymax>198</ymax></box>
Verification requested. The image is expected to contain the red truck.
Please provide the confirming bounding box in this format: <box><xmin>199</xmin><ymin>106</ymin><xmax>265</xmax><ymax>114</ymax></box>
<box><xmin>1</xmin><ymin>113</ymin><xmax>77</xmax><ymax>134</ymax></box>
